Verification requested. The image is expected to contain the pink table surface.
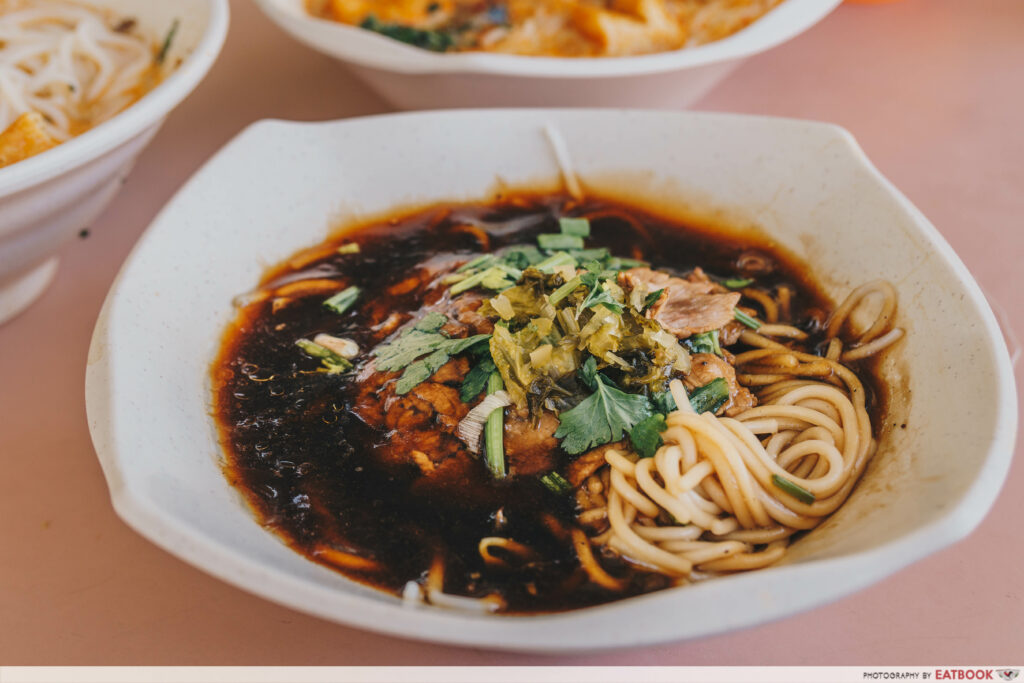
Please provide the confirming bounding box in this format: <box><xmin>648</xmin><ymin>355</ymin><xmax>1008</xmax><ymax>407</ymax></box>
<box><xmin>1</xmin><ymin>0</ymin><xmax>1021</xmax><ymax>666</ymax></box>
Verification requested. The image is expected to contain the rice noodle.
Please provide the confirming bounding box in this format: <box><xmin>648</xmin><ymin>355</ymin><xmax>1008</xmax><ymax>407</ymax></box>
<box><xmin>0</xmin><ymin>0</ymin><xmax>157</xmax><ymax>142</ymax></box>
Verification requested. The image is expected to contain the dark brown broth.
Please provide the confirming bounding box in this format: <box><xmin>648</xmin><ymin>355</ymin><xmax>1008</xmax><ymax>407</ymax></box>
<box><xmin>212</xmin><ymin>194</ymin><xmax>879</xmax><ymax>614</ymax></box>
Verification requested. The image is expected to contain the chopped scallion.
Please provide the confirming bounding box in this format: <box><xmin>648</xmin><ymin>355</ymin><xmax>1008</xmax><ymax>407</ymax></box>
<box><xmin>548</xmin><ymin>275</ymin><xmax>583</xmax><ymax>305</ymax></box>
<box><xmin>688</xmin><ymin>377</ymin><xmax>729</xmax><ymax>414</ymax></box>
<box><xmin>295</xmin><ymin>338</ymin><xmax>352</xmax><ymax>374</ymax></box>
<box><xmin>336</xmin><ymin>243</ymin><xmax>360</xmax><ymax>255</ymax></box>
<box><xmin>534</xmin><ymin>251</ymin><xmax>577</xmax><ymax>273</ymax></box>
<box><xmin>539</xmin><ymin>471</ymin><xmax>573</xmax><ymax>495</ymax></box>
<box><xmin>723</xmin><ymin>277</ymin><xmax>753</xmax><ymax>289</ymax></box>
<box><xmin>685</xmin><ymin>330</ymin><xmax>722</xmax><ymax>356</ymax></box>
<box><xmin>323</xmin><ymin>286</ymin><xmax>361</xmax><ymax>315</ymax></box>
<box><xmin>449</xmin><ymin>269</ymin><xmax>489</xmax><ymax>294</ymax></box>
<box><xmin>608</xmin><ymin>257</ymin><xmax>649</xmax><ymax>270</ymax></box>
<box><xmin>734</xmin><ymin>308</ymin><xmax>761</xmax><ymax>330</ymax></box>
<box><xmin>156</xmin><ymin>18</ymin><xmax>179</xmax><ymax>65</ymax></box>
<box><xmin>538</xmin><ymin>233</ymin><xmax>585</xmax><ymax>251</ymax></box>
<box><xmin>457</xmin><ymin>254</ymin><xmax>496</xmax><ymax>273</ymax></box>
<box><xmin>484</xmin><ymin>372</ymin><xmax>506</xmax><ymax>478</ymax></box>
<box><xmin>772</xmin><ymin>474</ymin><xmax>815</xmax><ymax>504</ymax></box>
<box><xmin>558</xmin><ymin>217</ymin><xmax>591</xmax><ymax>237</ymax></box>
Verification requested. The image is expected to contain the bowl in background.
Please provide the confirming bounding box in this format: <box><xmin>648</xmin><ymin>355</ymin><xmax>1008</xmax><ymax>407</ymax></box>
<box><xmin>86</xmin><ymin>109</ymin><xmax>1017</xmax><ymax>651</ymax></box>
<box><xmin>255</xmin><ymin>0</ymin><xmax>841</xmax><ymax>110</ymax></box>
<box><xmin>0</xmin><ymin>0</ymin><xmax>229</xmax><ymax>325</ymax></box>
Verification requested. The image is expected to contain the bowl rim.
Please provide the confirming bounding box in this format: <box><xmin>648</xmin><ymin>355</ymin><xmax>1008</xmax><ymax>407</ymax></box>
<box><xmin>0</xmin><ymin>0</ymin><xmax>231</xmax><ymax>197</ymax></box>
<box><xmin>86</xmin><ymin>110</ymin><xmax>1019</xmax><ymax>652</ymax></box>
<box><xmin>255</xmin><ymin>0</ymin><xmax>842</xmax><ymax>78</ymax></box>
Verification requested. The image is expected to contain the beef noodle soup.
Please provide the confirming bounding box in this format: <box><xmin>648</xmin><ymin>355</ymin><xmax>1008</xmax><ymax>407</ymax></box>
<box><xmin>212</xmin><ymin>193</ymin><xmax>902</xmax><ymax>614</ymax></box>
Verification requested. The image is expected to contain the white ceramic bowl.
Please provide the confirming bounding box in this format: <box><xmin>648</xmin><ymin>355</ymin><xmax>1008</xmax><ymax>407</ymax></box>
<box><xmin>86</xmin><ymin>110</ymin><xmax>1018</xmax><ymax>652</ymax></box>
<box><xmin>0</xmin><ymin>0</ymin><xmax>229</xmax><ymax>324</ymax></box>
<box><xmin>255</xmin><ymin>0</ymin><xmax>841</xmax><ymax>110</ymax></box>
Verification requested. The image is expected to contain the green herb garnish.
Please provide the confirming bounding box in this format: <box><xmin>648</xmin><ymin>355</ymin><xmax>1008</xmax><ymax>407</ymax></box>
<box><xmin>295</xmin><ymin>338</ymin><xmax>352</xmax><ymax>374</ymax></box>
<box><xmin>734</xmin><ymin>308</ymin><xmax>761</xmax><ymax>330</ymax></box>
<box><xmin>534</xmin><ymin>251</ymin><xmax>577</xmax><ymax>273</ymax></box>
<box><xmin>459</xmin><ymin>356</ymin><xmax>497</xmax><ymax>402</ymax></box>
<box><xmin>360</xmin><ymin>15</ymin><xmax>453</xmax><ymax>52</ymax></box>
<box><xmin>538</xmin><ymin>233</ymin><xmax>585</xmax><ymax>251</ymax></box>
<box><xmin>373</xmin><ymin>314</ymin><xmax>490</xmax><ymax>394</ymax></box>
<box><xmin>607</xmin><ymin>257</ymin><xmax>649</xmax><ymax>270</ymax></box>
<box><xmin>484</xmin><ymin>372</ymin><xmax>506</xmax><ymax>478</ymax></box>
<box><xmin>688</xmin><ymin>377</ymin><xmax>730</xmax><ymax>414</ymax></box>
<box><xmin>558</xmin><ymin>217</ymin><xmax>591</xmax><ymax>238</ymax></box>
<box><xmin>685</xmin><ymin>330</ymin><xmax>722</xmax><ymax>356</ymax></box>
<box><xmin>156</xmin><ymin>19</ymin><xmax>179</xmax><ymax>65</ymax></box>
<box><xmin>323</xmin><ymin>286</ymin><xmax>361</xmax><ymax>315</ymax></box>
<box><xmin>723</xmin><ymin>277</ymin><xmax>753</xmax><ymax>289</ymax></box>
<box><xmin>539</xmin><ymin>471</ymin><xmax>573</xmax><ymax>495</ymax></box>
<box><xmin>554</xmin><ymin>361</ymin><xmax>653</xmax><ymax>455</ymax></box>
<box><xmin>629</xmin><ymin>413</ymin><xmax>667</xmax><ymax>459</ymax></box>
<box><xmin>578</xmin><ymin>280</ymin><xmax>624</xmax><ymax>314</ymax></box>
<box><xmin>458</xmin><ymin>254</ymin><xmax>496</xmax><ymax>273</ymax></box>
<box><xmin>548</xmin><ymin>275</ymin><xmax>584</xmax><ymax>305</ymax></box>
<box><xmin>643</xmin><ymin>288</ymin><xmax>665</xmax><ymax>312</ymax></box>
<box><xmin>772</xmin><ymin>474</ymin><xmax>815</xmax><ymax>504</ymax></box>
<box><xmin>652</xmin><ymin>390</ymin><xmax>677</xmax><ymax>414</ymax></box>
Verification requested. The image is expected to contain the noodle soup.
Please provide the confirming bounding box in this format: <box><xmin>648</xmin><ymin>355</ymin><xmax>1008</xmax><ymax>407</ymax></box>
<box><xmin>212</xmin><ymin>194</ymin><xmax>900</xmax><ymax>614</ymax></box>
<box><xmin>0</xmin><ymin>0</ymin><xmax>170</xmax><ymax>168</ymax></box>
<box><xmin>305</xmin><ymin>0</ymin><xmax>785</xmax><ymax>57</ymax></box>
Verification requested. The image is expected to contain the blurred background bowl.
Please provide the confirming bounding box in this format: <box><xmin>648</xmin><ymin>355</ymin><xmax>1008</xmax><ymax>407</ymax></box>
<box><xmin>0</xmin><ymin>0</ymin><xmax>229</xmax><ymax>325</ymax></box>
<box><xmin>256</xmin><ymin>0</ymin><xmax>841</xmax><ymax>110</ymax></box>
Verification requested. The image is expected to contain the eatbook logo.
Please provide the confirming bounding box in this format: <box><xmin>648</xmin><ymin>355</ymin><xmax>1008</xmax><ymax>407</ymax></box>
<box><xmin>997</xmin><ymin>671</ymin><xmax>1020</xmax><ymax>681</ymax></box>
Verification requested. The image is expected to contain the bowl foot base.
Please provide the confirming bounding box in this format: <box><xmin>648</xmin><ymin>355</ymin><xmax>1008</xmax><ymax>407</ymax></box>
<box><xmin>0</xmin><ymin>257</ymin><xmax>59</xmax><ymax>325</ymax></box>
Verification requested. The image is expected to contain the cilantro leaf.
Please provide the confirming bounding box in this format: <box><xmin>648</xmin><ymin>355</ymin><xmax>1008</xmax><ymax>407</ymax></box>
<box><xmin>415</xmin><ymin>312</ymin><xmax>447</xmax><ymax>333</ymax></box>
<box><xmin>374</xmin><ymin>329</ymin><xmax>448</xmax><ymax>371</ymax></box>
<box><xmin>629</xmin><ymin>413</ymin><xmax>667</xmax><ymax>459</ymax></box>
<box><xmin>459</xmin><ymin>356</ymin><xmax>497</xmax><ymax>402</ymax></box>
<box><xmin>578</xmin><ymin>356</ymin><xmax>599</xmax><ymax>391</ymax></box>
<box><xmin>395</xmin><ymin>349</ymin><xmax>450</xmax><ymax>394</ymax></box>
<box><xmin>374</xmin><ymin>314</ymin><xmax>491</xmax><ymax>394</ymax></box>
<box><xmin>554</xmin><ymin>373</ymin><xmax>652</xmax><ymax>455</ymax></box>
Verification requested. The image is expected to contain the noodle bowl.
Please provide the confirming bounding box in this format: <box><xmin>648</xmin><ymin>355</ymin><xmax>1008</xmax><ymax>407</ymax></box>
<box><xmin>0</xmin><ymin>0</ymin><xmax>162</xmax><ymax>166</ymax></box>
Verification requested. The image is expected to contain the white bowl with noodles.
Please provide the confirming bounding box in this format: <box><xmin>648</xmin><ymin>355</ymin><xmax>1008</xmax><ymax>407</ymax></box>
<box><xmin>254</xmin><ymin>0</ymin><xmax>842</xmax><ymax>110</ymax></box>
<box><xmin>86</xmin><ymin>110</ymin><xmax>1018</xmax><ymax>651</ymax></box>
<box><xmin>0</xmin><ymin>0</ymin><xmax>229</xmax><ymax>324</ymax></box>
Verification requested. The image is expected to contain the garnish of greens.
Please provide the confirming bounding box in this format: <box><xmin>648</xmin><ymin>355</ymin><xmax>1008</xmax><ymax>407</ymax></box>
<box><xmin>483</xmin><ymin>372</ymin><xmax>506</xmax><ymax>478</ymax></box>
<box><xmin>360</xmin><ymin>15</ymin><xmax>453</xmax><ymax>52</ymax></box>
<box><xmin>156</xmin><ymin>18</ymin><xmax>179</xmax><ymax>65</ymax></box>
<box><xmin>734</xmin><ymin>308</ymin><xmax>761</xmax><ymax>330</ymax></box>
<box><xmin>554</xmin><ymin>358</ymin><xmax>653</xmax><ymax>455</ymax></box>
<box><xmin>372</xmin><ymin>312</ymin><xmax>490</xmax><ymax>395</ymax></box>
<box><xmin>295</xmin><ymin>338</ymin><xmax>352</xmax><ymax>374</ymax></box>
<box><xmin>772</xmin><ymin>474</ymin><xmax>816</xmax><ymax>504</ymax></box>
<box><xmin>684</xmin><ymin>330</ymin><xmax>723</xmax><ymax>357</ymax></box>
<box><xmin>345</xmin><ymin>214</ymin><xmax>754</xmax><ymax>474</ymax></box>
<box><xmin>323</xmin><ymin>286</ymin><xmax>361</xmax><ymax>315</ymax></box>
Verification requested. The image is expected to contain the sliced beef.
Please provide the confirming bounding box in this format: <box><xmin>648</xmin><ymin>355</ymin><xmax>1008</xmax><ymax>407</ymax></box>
<box><xmin>564</xmin><ymin>441</ymin><xmax>625</xmax><ymax>487</ymax></box>
<box><xmin>684</xmin><ymin>353</ymin><xmax>756</xmax><ymax>417</ymax></box>
<box><xmin>503</xmin><ymin>408</ymin><xmax>560</xmax><ymax>477</ymax></box>
<box><xmin>620</xmin><ymin>267</ymin><xmax>741</xmax><ymax>338</ymax></box>
<box><xmin>429</xmin><ymin>290</ymin><xmax>494</xmax><ymax>338</ymax></box>
<box><xmin>352</xmin><ymin>356</ymin><xmax>475</xmax><ymax>484</ymax></box>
